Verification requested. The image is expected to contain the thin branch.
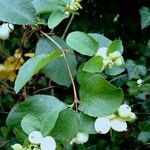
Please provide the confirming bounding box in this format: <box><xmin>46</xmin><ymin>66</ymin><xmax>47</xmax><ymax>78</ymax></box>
<box><xmin>62</xmin><ymin>15</ymin><xmax>75</xmax><ymax>39</ymax></box>
<box><xmin>109</xmin><ymin>74</ymin><xmax>128</xmax><ymax>83</ymax></box>
<box><xmin>0</xmin><ymin>141</ymin><xmax>10</xmax><ymax>148</ymax></box>
<box><xmin>40</xmin><ymin>31</ymin><xmax>79</xmax><ymax>105</ymax></box>
<box><xmin>33</xmin><ymin>86</ymin><xmax>58</xmax><ymax>94</ymax></box>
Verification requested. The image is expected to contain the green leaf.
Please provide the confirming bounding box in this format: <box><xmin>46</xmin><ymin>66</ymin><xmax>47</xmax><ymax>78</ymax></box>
<box><xmin>14</xmin><ymin>50</ymin><xmax>61</xmax><ymax>93</ymax></box>
<box><xmin>0</xmin><ymin>0</ymin><xmax>37</xmax><ymax>25</ymax></box>
<box><xmin>36</xmin><ymin>36</ymin><xmax>77</xmax><ymax>87</ymax></box>
<box><xmin>127</xmin><ymin>81</ymin><xmax>139</xmax><ymax>95</ymax></box>
<box><xmin>138</xmin><ymin>132</ymin><xmax>150</xmax><ymax>143</ymax></box>
<box><xmin>88</xmin><ymin>33</ymin><xmax>112</xmax><ymax>48</ymax></box>
<box><xmin>32</xmin><ymin>0</ymin><xmax>65</xmax><ymax>14</ymax></box>
<box><xmin>107</xmin><ymin>40</ymin><xmax>123</xmax><ymax>54</ymax></box>
<box><xmin>126</xmin><ymin>60</ymin><xmax>147</xmax><ymax>80</ymax></box>
<box><xmin>127</xmin><ymin>81</ymin><xmax>150</xmax><ymax>95</ymax></box>
<box><xmin>140</xmin><ymin>7</ymin><xmax>150</xmax><ymax>29</ymax></box>
<box><xmin>6</xmin><ymin>95</ymin><xmax>66</xmax><ymax>134</ymax></box>
<box><xmin>83</xmin><ymin>56</ymin><xmax>103</xmax><ymax>73</ymax></box>
<box><xmin>78</xmin><ymin>112</ymin><xmax>96</xmax><ymax>134</ymax></box>
<box><xmin>66</xmin><ymin>31</ymin><xmax>99</xmax><ymax>56</ymax></box>
<box><xmin>21</xmin><ymin>112</ymin><xmax>58</xmax><ymax>136</ymax></box>
<box><xmin>77</xmin><ymin>68</ymin><xmax>123</xmax><ymax>117</ymax></box>
<box><xmin>105</xmin><ymin>65</ymin><xmax>125</xmax><ymax>76</ymax></box>
<box><xmin>48</xmin><ymin>10</ymin><xmax>69</xmax><ymax>29</ymax></box>
<box><xmin>51</xmin><ymin>109</ymin><xmax>78</xmax><ymax>142</ymax></box>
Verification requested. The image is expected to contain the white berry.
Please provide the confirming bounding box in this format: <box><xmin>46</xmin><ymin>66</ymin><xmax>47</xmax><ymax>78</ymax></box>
<box><xmin>28</xmin><ymin>131</ymin><xmax>43</xmax><ymax>145</ymax></box>
<box><xmin>74</xmin><ymin>132</ymin><xmax>89</xmax><ymax>144</ymax></box>
<box><xmin>94</xmin><ymin>117</ymin><xmax>110</xmax><ymax>134</ymax></box>
<box><xmin>96</xmin><ymin>47</ymin><xmax>107</xmax><ymax>59</ymax></box>
<box><xmin>110</xmin><ymin>118</ymin><xmax>127</xmax><ymax>132</ymax></box>
<box><xmin>2</xmin><ymin>23</ymin><xmax>14</xmax><ymax>32</ymax></box>
<box><xmin>137</xmin><ymin>79</ymin><xmax>143</xmax><ymax>85</ymax></box>
<box><xmin>118</xmin><ymin>104</ymin><xmax>131</xmax><ymax>118</ymax></box>
<box><xmin>40</xmin><ymin>136</ymin><xmax>56</xmax><ymax>150</ymax></box>
<box><xmin>0</xmin><ymin>27</ymin><xmax>9</xmax><ymax>40</ymax></box>
<box><xmin>11</xmin><ymin>143</ymin><xmax>23</xmax><ymax>150</ymax></box>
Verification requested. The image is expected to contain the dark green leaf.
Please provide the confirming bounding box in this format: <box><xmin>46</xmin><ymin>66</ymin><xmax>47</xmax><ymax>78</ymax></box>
<box><xmin>36</xmin><ymin>36</ymin><xmax>77</xmax><ymax>87</ymax></box>
<box><xmin>7</xmin><ymin>95</ymin><xmax>66</xmax><ymax>134</ymax></box>
<box><xmin>51</xmin><ymin>109</ymin><xmax>78</xmax><ymax>142</ymax></box>
<box><xmin>140</xmin><ymin>7</ymin><xmax>150</xmax><ymax>29</ymax></box>
<box><xmin>105</xmin><ymin>65</ymin><xmax>125</xmax><ymax>76</ymax></box>
<box><xmin>77</xmin><ymin>68</ymin><xmax>123</xmax><ymax>117</ymax></box>
<box><xmin>0</xmin><ymin>0</ymin><xmax>37</xmax><ymax>25</ymax></box>
<box><xmin>126</xmin><ymin>60</ymin><xmax>147</xmax><ymax>80</ymax></box>
<box><xmin>78</xmin><ymin>112</ymin><xmax>96</xmax><ymax>134</ymax></box>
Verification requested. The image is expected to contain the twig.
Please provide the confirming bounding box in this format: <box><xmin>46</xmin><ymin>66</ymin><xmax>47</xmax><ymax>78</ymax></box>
<box><xmin>109</xmin><ymin>74</ymin><xmax>128</xmax><ymax>83</ymax></box>
<box><xmin>0</xmin><ymin>141</ymin><xmax>10</xmax><ymax>148</ymax></box>
<box><xmin>62</xmin><ymin>15</ymin><xmax>75</xmax><ymax>39</ymax></box>
<box><xmin>33</xmin><ymin>86</ymin><xmax>58</xmax><ymax>94</ymax></box>
<box><xmin>41</xmin><ymin>31</ymin><xmax>79</xmax><ymax>105</ymax></box>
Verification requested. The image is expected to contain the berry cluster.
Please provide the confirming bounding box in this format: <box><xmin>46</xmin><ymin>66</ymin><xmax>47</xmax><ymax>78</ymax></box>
<box><xmin>96</xmin><ymin>47</ymin><xmax>124</xmax><ymax>69</ymax></box>
<box><xmin>94</xmin><ymin>104</ymin><xmax>136</xmax><ymax>134</ymax></box>
<box><xmin>0</xmin><ymin>23</ymin><xmax>14</xmax><ymax>40</ymax></box>
<box><xmin>12</xmin><ymin>131</ymin><xmax>56</xmax><ymax>150</ymax></box>
<box><xmin>64</xmin><ymin>0</ymin><xmax>82</xmax><ymax>15</ymax></box>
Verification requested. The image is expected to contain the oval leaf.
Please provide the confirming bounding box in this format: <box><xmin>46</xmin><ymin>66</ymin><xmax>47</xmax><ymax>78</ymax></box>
<box><xmin>0</xmin><ymin>0</ymin><xmax>38</xmax><ymax>25</ymax></box>
<box><xmin>14</xmin><ymin>50</ymin><xmax>61</xmax><ymax>93</ymax></box>
<box><xmin>48</xmin><ymin>10</ymin><xmax>69</xmax><ymax>29</ymax></box>
<box><xmin>51</xmin><ymin>109</ymin><xmax>78</xmax><ymax>142</ymax></box>
<box><xmin>32</xmin><ymin>0</ymin><xmax>65</xmax><ymax>14</ymax></box>
<box><xmin>6</xmin><ymin>95</ymin><xmax>67</xmax><ymax>132</ymax></box>
<box><xmin>66</xmin><ymin>31</ymin><xmax>99</xmax><ymax>56</ymax></box>
<box><xmin>140</xmin><ymin>7</ymin><xmax>150</xmax><ymax>29</ymax></box>
<box><xmin>36</xmin><ymin>36</ymin><xmax>77</xmax><ymax>87</ymax></box>
<box><xmin>89</xmin><ymin>33</ymin><xmax>112</xmax><ymax>48</ymax></box>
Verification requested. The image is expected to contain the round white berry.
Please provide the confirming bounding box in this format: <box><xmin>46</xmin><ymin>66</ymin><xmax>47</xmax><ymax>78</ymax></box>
<box><xmin>74</xmin><ymin>132</ymin><xmax>89</xmax><ymax>144</ymax></box>
<box><xmin>118</xmin><ymin>104</ymin><xmax>131</xmax><ymax>118</ymax></box>
<box><xmin>28</xmin><ymin>131</ymin><xmax>43</xmax><ymax>145</ymax></box>
<box><xmin>11</xmin><ymin>143</ymin><xmax>23</xmax><ymax>150</ymax></box>
<box><xmin>137</xmin><ymin>79</ymin><xmax>143</xmax><ymax>85</ymax></box>
<box><xmin>40</xmin><ymin>136</ymin><xmax>56</xmax><ymax>150</ymax></box>
<box><xmin>94</xmin><ymin>117</ymin><xmax>110</xmax><ymax>134</ymax></box>
<box><xmin>96</xmin><ymin>47</ymin><xmax>107</xmax><ymax>59</ymax></box>
<box><xmin>110</xmin><ymin>118</ymin><xmax>127</xmax><ymax>132</ymax></box>
<box><xmin>2</xmin><ymin>23</ymin><xmax>14</xmax><ymax>32</ymax></box>
<box><xmin>0</xmin><ymin>27</ymin><xmax>9</xmax><ymax>40</ymax></box>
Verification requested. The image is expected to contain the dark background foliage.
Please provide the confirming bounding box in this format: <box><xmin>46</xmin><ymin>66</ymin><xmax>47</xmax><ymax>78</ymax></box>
<box><xmin>0</xmin><ymin>0</ymin><xmax>150</xmax><ymax>150</ymax></box>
